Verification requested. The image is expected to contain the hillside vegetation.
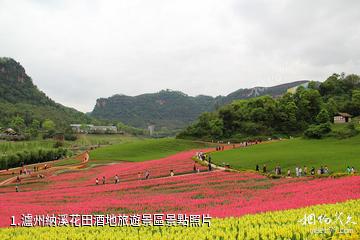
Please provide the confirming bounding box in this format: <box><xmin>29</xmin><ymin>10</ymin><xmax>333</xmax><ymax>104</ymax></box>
<box><xmin>0</xmin><ymin>57</ymin><xmax>145</xmax><ymax>138</ymax></box>
<box><xmin>178</xmin><ymin>73</ymin><xmax>360</xmax><ymax>141</ymax></box>
<box><xmin>0</xmin><ymin>57</ymin><xmax>92</xmax><ymax>129</ymax></box>
<box><xmin>91</xmin><ymin>82</ymin><xmax>308</xmax><ymax>129</ymax></box>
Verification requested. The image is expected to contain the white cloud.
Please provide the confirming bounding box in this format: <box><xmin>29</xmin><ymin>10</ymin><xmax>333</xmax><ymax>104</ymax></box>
<box><xmin>0</xmin><ymin>0</ymin><xmax>359</xmax><ymax>112</ymax></box>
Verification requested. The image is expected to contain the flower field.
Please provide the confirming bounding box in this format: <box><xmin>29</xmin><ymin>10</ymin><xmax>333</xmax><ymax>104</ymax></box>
<box><xmin>0</xmin><ymin>146</ymin><xmax>359</xmax><ymax>240</ymax></box>
<box><xmin>0</xmin><ymin>148</ymin><xmax>359</xmax><ymax>231</ymax></box>
<box><xmin>0</xmin><ymin>199</ymin><xmax>359</xmax><ymax>240</ymax></box>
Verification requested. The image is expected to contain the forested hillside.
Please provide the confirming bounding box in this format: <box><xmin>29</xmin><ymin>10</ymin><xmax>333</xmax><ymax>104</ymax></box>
<box><xmin>0</xmin><ymin>57</ymin><xmax>93</xmax><ymax>129</ymax></box>
<box><xmin>178</xmin><ymin>73</ymin><xmax>360</xmax><ymax>141</ymax></box>
<box><xmin>91</xmin><ymin>81</ymin><xmax>308</xmax><ymax>129</ymax></box>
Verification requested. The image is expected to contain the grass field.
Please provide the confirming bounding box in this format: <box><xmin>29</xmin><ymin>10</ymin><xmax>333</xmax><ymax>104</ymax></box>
<box><xmin>89</xmin><ymin>138</ymin><xmax>209</xmax><ymax>163</ymax></box>
<box><xmin>0</xmin><ymin>140</ymin><xmax>55</xmax><ymax>156</ymax></box>
<box><xmin>212</xmin><ymin>135</ymin><xmax>360</xmax><ymax>174</ymax></box>
<box><xmin>71</xmin><ymin>134</ymin><xmax>137</xmax><ymax>148</ymax></box>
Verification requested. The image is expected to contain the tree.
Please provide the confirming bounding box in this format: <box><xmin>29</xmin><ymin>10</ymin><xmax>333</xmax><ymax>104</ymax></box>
<box><xmin>42</xmin><ymin>119</ymin><xmax>56</xmax><ymax>131</ymax></box>
<box><xmin>10</xmin><ymin>116</ymin><xmax>25</xmax><ymax>133</ymax></box>
<box><xmin>27</xmin><ymin>119</ymin><xmax>40</xmax><ymax>138</ymax></box>
<box><xmin>30</xmin><ymin>119</ymin><xmax>40</xmax><ymax>130</ymax></box>
<box><xmin>304</xmin><ymin>123</ymin><xmax>331</xmax><ymax>139</ymax></box>
<box><xmin>308</xmin><ymin>81</ymin><xmax>318</xmax><ymax>90</ymax></box>
<box><xmin>316</xmin><ymin>109</ymin><xmax>330</xmax><ymax>124</ymax></box>
<box><xmin>351</xmin><ymin>90</ymin><xmax>360</xmax><ymax>116</ymax></box>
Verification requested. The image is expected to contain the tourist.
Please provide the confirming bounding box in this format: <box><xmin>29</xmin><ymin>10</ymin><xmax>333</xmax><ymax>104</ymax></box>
<box><xmin>324</xmin><ymin>166</ymin><xmax>329</xmax><ymax>174</ymax></box>
<box><xmin>15</xmin><ymin>186</ymin><xmax>19</xmax><ymax>192</ymax></box>
<box><xmin>351</xmin><ymin>167</ymin><xmax>356</xmax><ymax>174</ymax></box>
<box><xmin>197</xmin><ymin>168</ymin><xmax>200</xmax><ymax>173</ymax></box>
<box><xmin>275</xmin><ymin>166</ymin><xmax>279</xmax><ymax>175</ymax></box>
<box><xmin>317</xmin><ymin>168</ymin><xmax>321</xmax><ymax>175</ymax></box>
<box><xmin>145</xmin><ymin>170</ymin><xmax>150</xmax><ymax>180</ymax></box>
<box><xmin>115</xmin><ymin>174</ymin><xmax>119</xmax><ymax>184</ymax></box>
<box><xmin>208</xmin><ymin>155</ymin><xmax>212</xmax><ymax>162</ymax></box>
<box><xmin>303</xmin><ymin>166</ymin><xmax>307</xmax><ymax>175</ymax></box>
<box><xmin>310</xmin><ymin>167</ymin><xmax>315</xmax><ymax>175</ymax></box>
<box><xmin>256</xmin><ymin>164</ymin><xmax>259</xmax><ymax>172</ymax></box>
<box><xmin>346</xmin><ymin>166</ymin><xmax>351</xmax><ymax>174</ymax></box>
<box><xmin>263</xmin><ymin>164</ymin><xmax>267</xmax><ymax>173</ymax></box>
<box><xmin>299</xmin><ymin>167</ymin><xmax>303</xmax><ymax>177</ymax></box>
<box><xmin>208</xmin><ymin>162</ymin><xmax>212</xmax><ymax>171</ymax></box>
<box><xmin>16</xmin><ymin>176</ymin><xmax>21</xmax><ymax>183</ymax></box>
<box><xmin>320</xmin><ymin>166</ymin><xmax>324</xmax><ymax>174</ymax></box>
<box><xmin>170</xmin><ymin>170</ymin><xmax>174</xmax><ymax>177</ymax></box>
<box><xmin>102</xmin><ymin>176</ymin><xmax>106</xmax><ymax>184</ymax></box>
<box><xmin>295</xmin><ymin>166</ymin><xmax>299</xmax><ymax>177</ymax></box>
<box><xmin>287</xmin><ymin>169</ymin><xmax>291</xmax><ymax>177</ymax></box>
<box><xmin>193</xmin><ymin>164</ymin><xmax>197</xmax><ymax>172</ymax></box>
<box><xmin>96</xmin><ymin>178</ymin><xmax>99</xmax><ymax>185</ymax></box>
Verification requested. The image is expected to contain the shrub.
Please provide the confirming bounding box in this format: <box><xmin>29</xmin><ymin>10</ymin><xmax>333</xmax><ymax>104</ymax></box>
<box><xmin>64</xmin><ymin>133</ymin><xmax>77</xmax><ymax>141</ymax></box>
<box><xmin>0</xmin><ymin>148</ymin><xmax>69</xmax><ymax>170</ymax></box>
<box><xmin>332</xmin><ymin>123</ymin><xmax>359</xmax><ymax>139</ymax></box>
<box><xmin>304</xmin><ymin>123</ymin><xmax>332</xmax><ymax>139</ymax></box>
<box><xmin>54</xmin><ymin>141</ymin><xmax>64</xmax><ymax>148</ymax></box>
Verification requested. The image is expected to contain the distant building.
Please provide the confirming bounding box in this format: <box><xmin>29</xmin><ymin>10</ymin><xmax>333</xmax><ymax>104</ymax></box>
<box><xmin>334</xmin><ymin>113</ymin><xmax>352</xmax><ymax>124</ymax></box>
<box><xmin>53</xmin><ymin>133</ymin><xmax>65</xmax><ymax>141</ymax></box>
<box><xmin>70</xmin><ymin>124</ymin><xmax>117</xmax><ymax>134</ymax></box>
<box><xmin>4</xmin><ymin>128</ymin><xmax>17</xmax><ymax>135</ymax></box>
<box><xmin>0</xmin><ymin>128</ymin><xmax>24</xmax><ymax>141</ymax></box>
<box><xmin>148</xmin><ymin>125</ymin><xmax>155</xmax><ymax>136</ymax></box>
<box><xmin>89</xmin><ymin>126</ymin><xmax>117</xmax><ymax>134</ymax></box>
<box><xmin>70</xmin><ymin>124</ymin><xmax>94</xmax><ymax>133</ymax></box>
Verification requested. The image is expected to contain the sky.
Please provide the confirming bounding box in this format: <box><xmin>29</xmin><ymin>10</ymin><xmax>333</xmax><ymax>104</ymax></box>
<box><xmin>0</xmin><ymin>0</ymin><xmax>359</xmax><ymax>112</ymax></box>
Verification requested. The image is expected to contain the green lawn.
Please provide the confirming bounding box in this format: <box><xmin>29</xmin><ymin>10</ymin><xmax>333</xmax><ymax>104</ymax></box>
<box><xmin>71</xmin><ymin>134</ymin><xmax>137</xmax><ymax>147</ymax></box>
<box><xmin>89</xmin><ymin>138</ymin><xmax>208</xmax><ymax>163</ymax></box>
<box><xmin>211</xmin><ymin>135</ymin><xmax>360</xmax><ymax>174</ymax></box>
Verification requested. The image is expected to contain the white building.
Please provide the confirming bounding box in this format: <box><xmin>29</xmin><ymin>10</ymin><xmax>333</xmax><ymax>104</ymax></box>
<box><xmin>70</xmin><ymin>124</ymin><xmax>117</xmax><ymax>134</ymax></box>
<box><xmin>333</xmin><ymin>113</ymin><xmax>352</xmax><ymax>124</ymax></box>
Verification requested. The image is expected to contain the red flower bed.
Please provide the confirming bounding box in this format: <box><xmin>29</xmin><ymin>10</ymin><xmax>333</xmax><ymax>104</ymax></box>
<box><xmin>0</xmin><ymin>149</ymin><xmax>359</xmax><ymax>227</ymax></box>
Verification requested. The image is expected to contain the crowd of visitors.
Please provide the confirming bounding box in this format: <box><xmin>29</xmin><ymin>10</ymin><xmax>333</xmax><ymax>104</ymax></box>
<box><xmin>256</xmin><ymin>164</ymin><xmax>357</xmax><ymax>177</ymax></box>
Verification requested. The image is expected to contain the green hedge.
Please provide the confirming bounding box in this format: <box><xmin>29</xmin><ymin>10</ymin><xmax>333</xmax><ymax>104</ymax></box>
<box><xmin>0</xmin><ymin>148</ymin><xmax>69</xmax><ymax>170</ymax></box>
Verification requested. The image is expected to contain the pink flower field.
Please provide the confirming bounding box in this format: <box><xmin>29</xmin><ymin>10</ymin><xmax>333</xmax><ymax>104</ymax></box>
<box><xmin>0</xmin><ymin>149</ymin><xmax>359</xmax><ymax>227</ymax></box>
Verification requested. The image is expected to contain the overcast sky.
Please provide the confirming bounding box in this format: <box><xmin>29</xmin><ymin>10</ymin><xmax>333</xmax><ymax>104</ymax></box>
<box><xmin>0</xmin><ymin>0</ymin><xmax>359</xmax><ymax>112</ymax></box>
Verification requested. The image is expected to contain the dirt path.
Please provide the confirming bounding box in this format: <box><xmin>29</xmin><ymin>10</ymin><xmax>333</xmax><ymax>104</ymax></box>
<box><xmin>0</xmin><ymin>152</ymin><xmax>89</xmax><ymax>186</ymax></box>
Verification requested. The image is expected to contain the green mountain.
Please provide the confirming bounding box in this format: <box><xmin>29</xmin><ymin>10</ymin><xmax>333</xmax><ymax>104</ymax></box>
<box><xmin>0</xmin><ymin>57</ymin><xmax>92</xmax><ymax>129</ymax></box>
<box><xmin>91</xmin><ymin>81</ymin><xmax>309</xmax><ymax>130</ymax></box>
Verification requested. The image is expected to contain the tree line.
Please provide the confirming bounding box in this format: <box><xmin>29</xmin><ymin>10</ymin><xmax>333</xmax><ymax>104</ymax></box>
<box><xmin>0</xmin><ymin>148</ymin><xmax>69</xmax><ymax>170</ymax></box>
<box><xmin>178</xmin><ymin>73</ymin><xmax>360</xmax><ymax>141</ymax></box>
